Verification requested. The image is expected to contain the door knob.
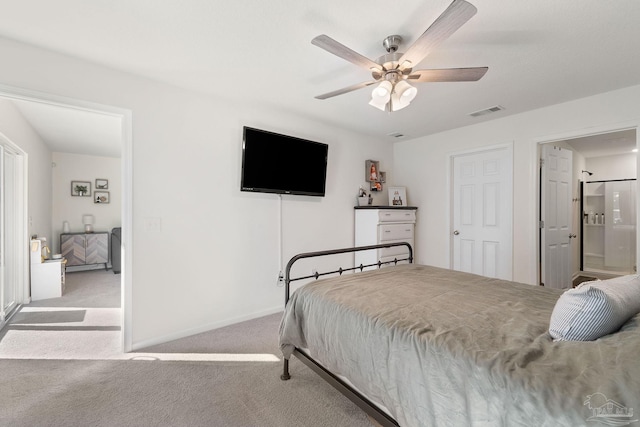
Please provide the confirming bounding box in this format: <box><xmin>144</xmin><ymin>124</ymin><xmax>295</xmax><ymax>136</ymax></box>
<box><xmin>453</xmin><ymin>230</ymin><xmax>460</xmax><ymax>235</ymax></box>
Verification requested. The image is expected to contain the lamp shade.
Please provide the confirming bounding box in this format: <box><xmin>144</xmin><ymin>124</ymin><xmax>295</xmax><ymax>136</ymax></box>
<box><xmin>391</xmin><ymin>81</ymin><xmax>417</xmax><ymax>111</ymax></box>
<box><xmin>369</xmin><ymin>80</ymin><xmax>393</xmax><ymax>111</ymax></box>
<box><xmin>368</xmin><ymin>98</ymin><xmax>387</xmax><ymax>111</ymax></box>
<box><xmin>82</xmin><ymin>214</ymin><xmax>94</xmax><ymax>233</ymax></box>
<box><xmin>372</xmin><ymin>81</ymin><xmax>392</xmax><ymax>101</ymax></box>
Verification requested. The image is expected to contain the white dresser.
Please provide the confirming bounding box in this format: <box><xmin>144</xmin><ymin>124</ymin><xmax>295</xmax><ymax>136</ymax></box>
<box><xmin>354</xmin><ymin>207</ymin><xmax>417</xmax><ymax>270</ymax></box>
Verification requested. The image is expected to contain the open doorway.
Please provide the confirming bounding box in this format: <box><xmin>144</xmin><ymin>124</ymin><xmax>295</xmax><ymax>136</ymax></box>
<box><xmin>539</xmin><ymin>128</ymin><xmax>637</xmax><ymax>287</ymax></box>
<box><xmin>0</xmin><ymin>86</ymin><xmax>132</xmax><ymax>353</ymax></box>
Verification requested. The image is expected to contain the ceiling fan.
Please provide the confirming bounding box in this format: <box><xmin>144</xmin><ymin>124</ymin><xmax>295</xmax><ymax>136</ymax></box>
<box><xmin>312</xmin><ymin>0</ymin><xmax>488</xmax><ymax>112</ymax></box>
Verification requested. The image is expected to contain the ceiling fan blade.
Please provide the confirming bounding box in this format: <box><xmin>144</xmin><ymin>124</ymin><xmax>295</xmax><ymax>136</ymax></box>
<box><xmin>407</xmin><ymin>67</ymin><xmax>488</xmax><ymax>82</ymax></box>
<box><xmin>399</xmin><ymin>0</ymin><xmax>478</xmax><ymax>68</ymax></box>
<box><xmin>312</xmin><ymin>35</ymin><xmax>381</xmax><ymax>71</ymax></box>
<box><xmin>315</xmin><ymin>80</ymin><xmax>378</xmax><ymax>100</ymax></box>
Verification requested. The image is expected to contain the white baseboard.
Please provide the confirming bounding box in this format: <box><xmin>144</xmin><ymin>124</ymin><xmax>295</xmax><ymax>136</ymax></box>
<box><xmin>130</xmin><ymin>305</ymin><xmax>284</xmax><ymax>352</ymax></box>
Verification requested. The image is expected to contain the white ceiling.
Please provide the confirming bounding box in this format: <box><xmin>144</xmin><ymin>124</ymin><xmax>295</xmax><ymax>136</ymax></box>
<box><xmin>1</xmin><ymin>0</ymin><xmax>640</xmax><ymax>154</ymax></box>
<box><xmin>565</xmin><ymin>129</ymin><xmax>637</xmax><ymax>159</ymax></box>
<box><xmin>10</xmin><ymin>99</ymin><xmax>123</xmax><ymax>158</ymax></box>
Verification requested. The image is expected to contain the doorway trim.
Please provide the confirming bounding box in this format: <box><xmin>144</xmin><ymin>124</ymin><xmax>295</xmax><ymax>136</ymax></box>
<box><xmin>533</xmin><ymin>120</ymin><xmax>640</xmax><ymax>288</ymax></box>
<box><xmin>0</xmin><ymin>83</ymin><xmax>134</xmax><ymax>352</ymax></box>
<box><xmin>0</xmin><ymin>133</ymin><xmax>28</xmax><ymax>327</ymax></box>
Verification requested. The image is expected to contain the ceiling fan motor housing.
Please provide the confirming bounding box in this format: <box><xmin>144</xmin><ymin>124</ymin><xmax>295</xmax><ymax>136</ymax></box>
<box><xmin>382</xmin><ymin>35</ymin><xmax>402</xmax><ymax>53</ymax></box>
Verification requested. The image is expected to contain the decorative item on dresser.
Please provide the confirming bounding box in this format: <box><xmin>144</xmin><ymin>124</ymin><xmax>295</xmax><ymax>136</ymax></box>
<box><xmin>354</xmin><ymin>206</ymin><xmax>417</xmax><ymax>271</ymax></box>
<box><xmin>60</xmin><ymin>232</ymin><xmax>109</xmax><ymax>270</ymax></box>
<box><xmin>387</xmin><ymin>186</ymin><xmax>407</xmax><ymax>206</ymax></box>
<box><xmin>82</xmin><ymin>214</ymin><xmax>95</xmax><ymax>233</ymax></box>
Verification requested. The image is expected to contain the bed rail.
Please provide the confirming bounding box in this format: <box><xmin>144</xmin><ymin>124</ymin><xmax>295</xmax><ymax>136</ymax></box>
<box><xmin>283</xmin><ymin>242</ymin><xmax>413</xmax><ymax>305</ymax></box>
<box><xmin>280</xmin><ymin>243</ymin><xmax>412</xmax><ymax>427</ymax></box>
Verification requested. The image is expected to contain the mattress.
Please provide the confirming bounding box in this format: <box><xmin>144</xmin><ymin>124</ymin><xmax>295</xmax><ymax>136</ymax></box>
<box><xmin>279</xmin><ymin>264</ymin><xmax>640</xmax><ymax>426</ymax></box>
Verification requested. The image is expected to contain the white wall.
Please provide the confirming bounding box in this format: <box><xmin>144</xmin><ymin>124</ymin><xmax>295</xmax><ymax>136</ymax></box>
<box><xmin>586</xmin><ymin>152</ymin><xmax>637</xmax><ymax>182</ymax></box>
<box><xmin>0</xmin><ymin>37</ymin><xmax>394</xmax><ymax>348</ymax></box>
<box><xmin>51</xmin><ymin>152</ymin><xmax>122</xmax><ymax>257</ymax></box>
<box><xmin>0</xmin><ymin>98</ymin><xmax>52</xmax><ymax>243</ymax></box>
<box><xmin>394</xmin><ymin>85</ymin><xmax>640</xmax><ymax>286</ymax></box>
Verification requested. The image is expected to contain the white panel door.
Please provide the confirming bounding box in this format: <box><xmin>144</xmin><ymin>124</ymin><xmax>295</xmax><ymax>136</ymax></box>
<box><xmin>541</xmin><ymin>144</ymin><xmax>573</xmax><ymax>289</ymax></box>
<box><xmin>452</xmin><ymin>146</ymin><xmax>513</xmax><ymax>280</ymax></box>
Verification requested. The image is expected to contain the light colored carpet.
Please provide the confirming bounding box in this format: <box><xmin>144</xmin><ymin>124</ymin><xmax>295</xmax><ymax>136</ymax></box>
<box><xmin>0</xmin><ymin>270</ymin><xmax>376</xmax><ymax>426</ymax></box>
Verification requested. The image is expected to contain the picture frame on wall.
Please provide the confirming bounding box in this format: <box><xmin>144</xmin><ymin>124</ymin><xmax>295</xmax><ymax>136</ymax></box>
<box><xmin>71</xmin><ymin>181</ymin><xmax>91</xmax><ymax>197</ymax></box>
<box><xmin>388</xmin><ymin>186</ymin><xmax>407</xmax><ymax>206</ymax></box>
<box><xmin>94</xmin><ymin>191</ymin><xmax>110</xmax><ymax>204</ymax></box>
<box><xmin>365</xmin><ymin>160</ymin><xmax>380</xmax><ymax>182</ymax></box>
<box><xmin>95</xmin><ymin>179</ymin><xmax>109</xmax><ymax>190</ymax></box>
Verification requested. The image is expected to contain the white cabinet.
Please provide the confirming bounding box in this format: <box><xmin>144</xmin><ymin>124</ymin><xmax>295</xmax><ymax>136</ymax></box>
<box><xmin>355</xmin><ymin>207</ymin><xmax>417</xmax><ymax>270</ymax></box>
<box><xmin>31</xmin><ymin>259</ymin><xmax>66</xmax><ymax>301</ymax></box>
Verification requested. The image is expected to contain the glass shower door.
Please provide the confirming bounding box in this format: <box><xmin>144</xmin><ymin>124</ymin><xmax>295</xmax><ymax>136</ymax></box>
<box><xmin>604</xmin><ymin>180</ymin><xmax>636</xmax><ymax>273</ymax></box>
<box><xmin>582</xmin><ymin>180</ymin><xmax>636</xmax><ymax>275</ymax></box>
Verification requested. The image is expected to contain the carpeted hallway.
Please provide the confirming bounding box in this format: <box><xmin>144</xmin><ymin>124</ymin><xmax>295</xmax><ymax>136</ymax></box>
<box><xmin>0</xmin><ymin>270</ymin><xmax>376</xmax><ymax>426</ymax></box>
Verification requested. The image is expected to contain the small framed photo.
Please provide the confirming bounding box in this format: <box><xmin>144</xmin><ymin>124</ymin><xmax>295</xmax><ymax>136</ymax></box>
<box><xmin>366</xmin><ymin>160</ymin><xmax>380</xmax><ymax>182</ymax></box>
<box><xmin>71</xmin><ymin>181</ymin><xmax>91</xmax><ymax>197</ymax></box>
<box><xmin>370</xmin><ymin>181</ymin><xmax>383</xmax><ymax>192</ymax></box>
<box><xmin>94</xmin><ymin>191</ymin><xmax>110</xmax><ymax>204</ymax></box>
<box><xmin>379</xmin><ymin>171</ymin><xmax>386</xmax><ymax>183</ymax></box>
<box><xmin>95</xmin><ymin>179</ymin><xmax>109</xmax><ymax>190</ymax></box>
<box><xmin>388</xmin><ymin>186</ymin><xmax>407</xmax><ymax>206</ymax></box>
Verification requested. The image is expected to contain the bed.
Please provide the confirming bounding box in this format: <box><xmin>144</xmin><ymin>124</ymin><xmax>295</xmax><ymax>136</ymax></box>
<box><xmin>278</xmin><ymin>243</ymin><xmax>640</xmax><ymax>427</ymax></box>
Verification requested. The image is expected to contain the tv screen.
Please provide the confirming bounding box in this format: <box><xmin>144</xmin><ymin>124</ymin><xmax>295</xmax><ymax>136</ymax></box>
<box><xmin>241</xmin><ymin>126</ymin><xmax>328</xmax><ymax>197</ymax></box>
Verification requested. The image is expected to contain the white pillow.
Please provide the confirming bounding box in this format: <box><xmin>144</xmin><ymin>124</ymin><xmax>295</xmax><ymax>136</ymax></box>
<box><xmin>549</xmin><ymin>275</ymin><xmax>640</xmax><ymax>341</ymax></box>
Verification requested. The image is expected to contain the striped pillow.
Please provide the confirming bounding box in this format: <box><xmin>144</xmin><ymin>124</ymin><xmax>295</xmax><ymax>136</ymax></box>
<box><xmin>549</xmin><ymin>275</ymin><xmax>640</xmax><ymax>341</ymax></box>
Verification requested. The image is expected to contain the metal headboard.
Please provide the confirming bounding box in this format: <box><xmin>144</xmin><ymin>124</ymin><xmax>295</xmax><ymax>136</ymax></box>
<box><xmin>283</xmin><ymin>242</ymin><xmax>413</xmax><ymax>305</ymax></box>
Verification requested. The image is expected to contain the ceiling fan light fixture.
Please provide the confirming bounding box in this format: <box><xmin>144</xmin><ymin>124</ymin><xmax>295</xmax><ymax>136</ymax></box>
<box><xmin>368</xmin><ymin>98</ymin><xmax>387</xmax><ymax>111</ymax></box>
<box><xmin>389</xmin><ymin>81</ymin><xmax>417</xmax><ymax>111</ymax></box>
<box><xmin>390</xmin><ymin>93</ymin><xmax>409</xmax><ymax>112</ymax></box>
<box><xmin>372</xmin><ymin>81</ymin><xmax>392</xmax><ymax>100</ymax></box>
<box><xmin>395</xmin><ymin>80</ymin><xmax>417</xmax><ymax>102</ymax></box>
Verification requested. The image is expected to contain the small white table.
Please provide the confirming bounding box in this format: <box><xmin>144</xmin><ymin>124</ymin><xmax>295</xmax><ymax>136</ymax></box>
<box><xmin>31</xmin><ymin>259</ymin><xmax>66</xmax><ymax>301</ymax></box>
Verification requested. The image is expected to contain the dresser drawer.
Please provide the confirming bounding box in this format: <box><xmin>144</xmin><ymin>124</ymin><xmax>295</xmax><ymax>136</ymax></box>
<box><xmin>378</xmin><ymin>209</ymin><xmax>416</xmax><ymax>223</ymax></box>
<box><xmin>379</xmin><ymin>223</ymin><xmax>414</xmax><ymax>242</ymax></box>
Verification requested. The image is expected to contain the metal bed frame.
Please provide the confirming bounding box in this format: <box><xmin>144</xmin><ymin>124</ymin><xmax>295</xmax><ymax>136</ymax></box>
<box><xmin>280</xmin><ymin>242</ymin><xmax>413</xmax><ymax>427</ymax></box>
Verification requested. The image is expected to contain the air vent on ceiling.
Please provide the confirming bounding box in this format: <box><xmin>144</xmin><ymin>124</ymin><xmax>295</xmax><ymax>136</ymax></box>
<box><xmin>387</xmin><ymin>132</ymin><xmax>405</xmax><ymax>139</ymax></box>
<box><xmin>469</xmin><ymin>105</ymin><xmax>505</xmax><ymax>118</ymax></box>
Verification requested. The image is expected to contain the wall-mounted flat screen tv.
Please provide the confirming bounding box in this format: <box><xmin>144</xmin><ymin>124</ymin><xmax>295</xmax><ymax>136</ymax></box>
<box><xmin>241</xmin><ymin>126</ymin><xmax>328</xmax><ymax>197</ymax></box>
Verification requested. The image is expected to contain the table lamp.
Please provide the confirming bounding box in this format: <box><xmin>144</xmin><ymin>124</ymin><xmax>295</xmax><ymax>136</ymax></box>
<box><xmin>82</xmin><ymin>214</ymin><xmax>94</xmax><ymax>233</ymax></box>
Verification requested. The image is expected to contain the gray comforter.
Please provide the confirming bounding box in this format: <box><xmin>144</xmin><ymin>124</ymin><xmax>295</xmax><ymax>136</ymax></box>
<box><xmin>279</xmin><ymin>264</ymin><xmax>640</xmax><ymax>427</ymax></box>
